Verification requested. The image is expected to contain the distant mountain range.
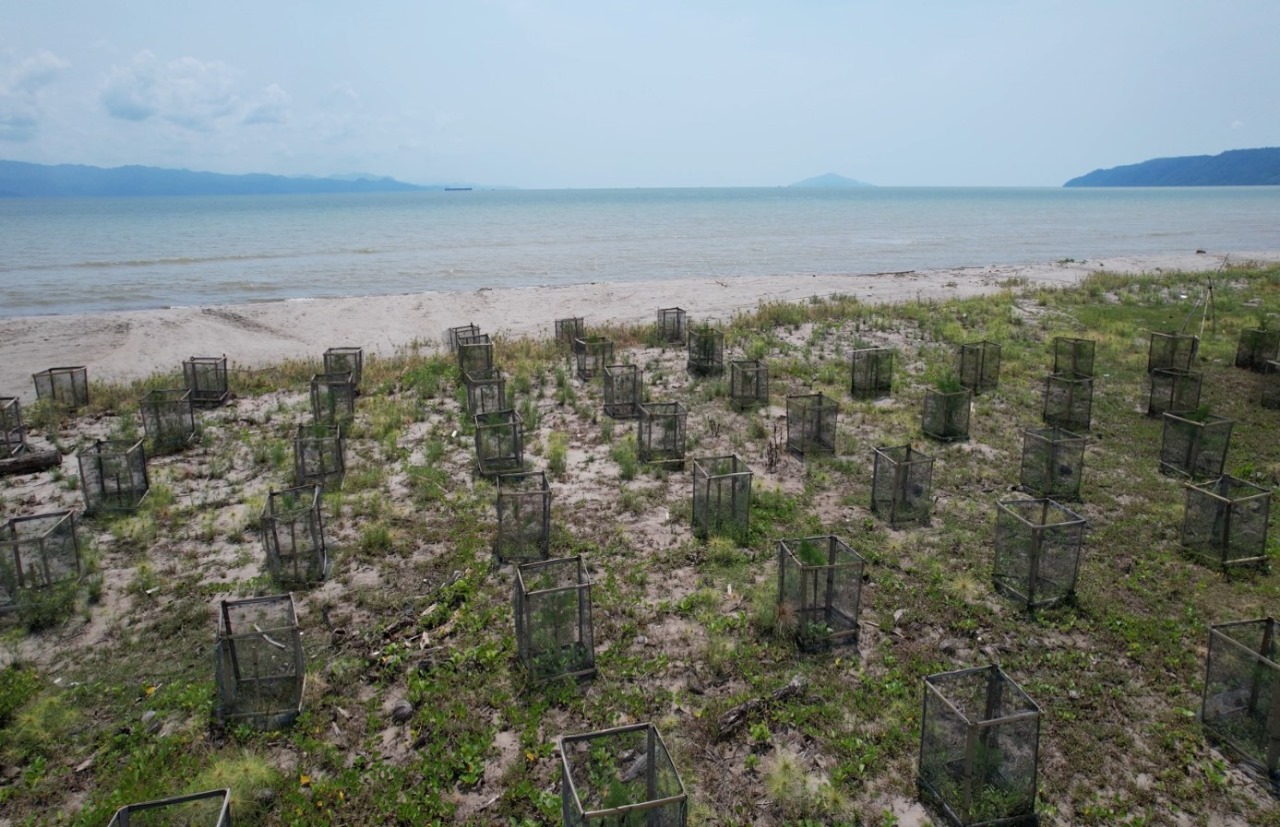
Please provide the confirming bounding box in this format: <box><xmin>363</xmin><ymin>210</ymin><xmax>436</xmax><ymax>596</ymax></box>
<box><xmin>789</xmin><ymin>172</ymin><xmax>874</xmax><ymax>188</ymax></box>
<box><xmin>1064</xmin><ymin>148</ymin><xmax>1280</xmax><ymax>187</ymax></box>
<box><xmin>0</xmin><ymin>160</ymin><xmax>472</xmax><ymax>197</ymax></box>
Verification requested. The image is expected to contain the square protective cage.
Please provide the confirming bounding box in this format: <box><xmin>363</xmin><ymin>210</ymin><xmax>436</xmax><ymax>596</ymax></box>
<box><xmin>603</xmin><ymin>364</ymin><xmax>642</xmax><ymax>419</ymax></box>
<box><xmin>464</xmin><ymin>367</ymin><xmax>507</xmax><ymax>416</ymax></box>
<box><xmin>656</xmin><ymin>307</ymin><xmax>687</xmax><ymax>344</ymax></box>
<box><xmin>106</xmin><ymin>789</ymin><xmax>233</xmax><ymax>827</ymax></box>
<box><xmin>691</xmin><ymin>454</ymin><xmax>752</xmax><ymax>542</ymax></box>
<box><xmin>637</xmin><ymin>402</ymin><xmax>687</xmax><ymax>465</ymax></box>
<box><xmin>1</xmin><ymin>511</ymin><xmax>81</xmax><ymax>614</ymax></box>
<box><xmin>1181</xmin><ymin>475</ymin><xmax>1272</xmax><ymax>571</ymax></box>
<box><xmin>1235</xmin><ymin>328</ymin><xmax>1280</xmax><ymax>372</ymax></box>
<box><xmin>214</xmin><ymin>594</ymin><xmax>305</xmax><ymax>731</ymax></box>
<box><xmin>457</xmin><ymin>333</ymin><xmax>495</xmax><ymax>376</ymax></box>
<box><xmin>0</xmin><ymin>396</ymin><xmax>26</xmax><ymax>459</ymax></box>
<box><xmin>777</xmin><ymin>535</ymin><xmax>865</xmax><ymax>652</ymax></box>
<box><xmin>1148</xmin><ymin>331</ymin><xmax>1199</xmax><ymax>373</ymax></box>
<box><xmin>444</xmin><ymin>323</ymin><xmax>481</xmax><ymax>353</ymax></box>
<box><xmin>922</xmin><ymin>388</ymin><xmax>971</xmax><ymax>442</ymax></box>
<box><xmin>785</xmin><ymin>393</ymin><xmax>839</xmax><ymax>457</ymax></box>
<box><xmin>1159</xmin><ymin>411</ymin><xmax>1233</xmax><ymax>480</ymax></box>
<box><xmin>495</xmin><ymin>471</ymin><xmax>551</xmax><ymax>565</ymax></box>
<box><xmin>183</xmin><ymin>355</ymin><xmax>229</xmax><ymax>408</ymax></box>
<box><xmin>729</xmin><ymin>359</ymin><xmax>769</xmax><ymax>409</ymax></box>
<box><xmin>1042</xmin><ymin>372</ymin><xmax>1093</xmax><ymax>432</ymax></box>
<box><xmin>294</xmin><ymin>423</ymin><xmax>346</xmax><ymax>488</ymax></box>
<box><xmin>993</xmin><ymin>498</ymin><xmax>1086</xmax><ymax>610</ymax></box>
<box><xmin>78</xmin><ymin>439</ymin><xmax>149</xmax><ymax>515</ymax></box>
<box><xmin>555</xmin><ymin>317</ymin><xmax>585</xmax><ymax>351</ymax></box>
<box><xmin>32</xmin><ymin>366</ymin><xmax>89</xmax><ymax>410</ymax></box>
<box><xmin>1019</xmin><ymin>426</ymin><xmax>1085</xmax><ymax>501</ymax></box>
<box><xmin>514</xmin><ymin>555</ymin><xmax>595</xmax><ymax>682</ymax></box>
<box><xmin>1052</xmin><ymin>337</ymin><xmax>1095</xmax><ymax>378</ymax></box>
<box><xmin>872</xmin><ymin>445</ymin><xmax>935</xmax><ymax>527</ymax></box>
<box><xmin>686</xmin><ymin>327</ymin><xmax>725</xmax><ymax>377</ymax></box>
<box><xmin>851</xmin><ymin>347</ymin><xmax>894</xmax><ymax>400</ymax></box>
<box><xmin>1201</xmin><ymin>618</ymin><xmax>1280</xmax><ymax>786</ymax></box>
<box><xmin>310</xmin><ymin>372</ymin><xmax>355</xmax><ymax>427</ymax></box>
<box><xmin>958</xmin><ymin>341</ymin><xmax>1001</xmax><ymax>394</ymax></box>
<box><xmin>1261</xmin><ymin>360</ymin><xmax>1280</xmax><ymax>410</ymax></box>
<box><xmin>262</xmin><ymin>485</ymin><xmax>329</xmax><ymax>585</ymax></box>
<box><xmin>324</xmin><ymin>346</ymin><xmax>363</xmax><ymax>391</ymax></box>
<box><xmin>475</xmin><ymin>409</ymin><xmax>524</xmax><ymax>477</ymax></box>
<box><xmin>575</xmin><ymin>337</ymin><xmax>614</xmax><ymax>381</ymax></box>
<box><xmin>139</xmin><ymin>388</ymin><xmax>196</xmax><ymax>454</ymax></box>
<box><xmin>1148</xmin><ymin>368</ymin><xmax>1202</xmax><ymax>418</ymax></box>
<box><xmin>560</xmin><ymin>722</ymin><xmax>687</xmax><ymax>826</ymax></box>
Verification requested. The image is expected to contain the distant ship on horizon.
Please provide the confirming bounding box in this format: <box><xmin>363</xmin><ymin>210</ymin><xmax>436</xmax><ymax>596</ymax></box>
<box><xmin>444</xmin><ymin>186</ymin><xmax>472</xmax><ymax>191</ymax></box>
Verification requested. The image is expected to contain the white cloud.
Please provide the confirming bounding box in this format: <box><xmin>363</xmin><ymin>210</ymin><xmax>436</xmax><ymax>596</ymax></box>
<box><xmin>243</xmin><ymin>83</ymin><xmax>291</xmax><ymax>125</ymax></box>
<box><xmin>101</xmin><ymin>51</ymin><xmax>241</xmax><ymax>131</ymax></box>
<box><xmin>1231</xmin><ymin>120</ymin><xmax>1244</xmax><ymax>130</ymax></box>
<box><xmin>0</xmin><ymin>50</ymin><xmax>69</xmax><ymax>142</ymax></box>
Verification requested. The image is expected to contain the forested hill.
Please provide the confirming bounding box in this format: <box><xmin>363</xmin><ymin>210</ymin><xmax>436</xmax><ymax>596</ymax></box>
<box><xmin>1064</xmin><ymin>148</ymin><xmax>1280</xmax><ymax>186</ymax></box>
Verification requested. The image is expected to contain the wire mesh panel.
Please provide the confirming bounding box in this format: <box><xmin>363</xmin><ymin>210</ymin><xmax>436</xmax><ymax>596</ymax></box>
<box><xmin>656</xmin><ymin>307</ymin><xmax>687</xmax><ymax>344</ymax></box>
<box><xmin>1</xmin><ymin>512</ymin><xmax>81</xmax><ymax>613</ymax></box>
<box><xmin>294</xmin><ymin>423</ymin><xmax>345</xmax><ymax>488</ymax></box>
<box><xmin>1235</xmin><ymin>328</ymin><xmax>1280</xmax><ymax>372</ymax></box>
<box><xmin>1148</xmin><ymin>331</ymin><xmax>1199</xmax><ymax>373</ymax></box>
<box><xmin>777</xmin><ymin>535</ymin><xmax>865</xmax><ymax>652</ymax></box>
<box><xmin>310</xmin><ymin>372</ymin><xmax>355</xmax><ymax>427</ymax></box>
<box><xmin>1181</xmin><ymin>476</ymin><xmax>1272</xmax><ymax>571</ymax></box>
<box><xmin>32</xmin><ymin>366</ymin><xmax>89</xmax><ymax>410</ymax></box>
<box><xmin>575</xmin><ymin>337</ymin><xmax>614</xmax><ymax>381</ymax></box>
<box><xmin>692</xmin><ymin>455</ymin><xmax>752</xmax><ymax>542</ymax></box>
<box><xmin>1201</xmin><ymin>618</ymin><xmax>1279</xmax><ymax>784</ymax></box>
<box><xmin>1042</xmin><ymin>372</ymin><xmax>1093</xmax><ymax>432</ymax></box>
<box><xmin>0</xmin><ymin>396</ymin><xmax>25</xmax><ymax>459</ymax></box>
<box><xmin>464</xmin><ymin>367</ymin><xmax>507</xmax><ymax>416</ymax></box>
<box><xmin>560</xmin><ymin>723</ymin><xmax>687</xmax><ymax>827</ymax></box>
<box><xmin>475</xmin><ymin>409</ymin><xmax>524</xmax><ymax>476</ymax></box>
<box><xmin>324</xmin><ymin>346</ymin><xmax>363</xmax><ymax>392</ymax></box>
<box><xmin>183</xmin><ymin>355</ymin><xmax>229</xmax><ymax>408</ymax></box>
<box><xmin>555</xmin><ymin>317</ymin><xmax>585</xmax><ymax>352</ymax></box>
<box><xmin>106</xmin><ymin>789</ymin><xmax>233</xmax><ymax>827</ymax></box>
<box><xmin>78</xmin><ymin>439</ymin><xmax>149</xmax><ymax>515</ymax></box>
<box><xmin>637</xmin><ymin>402</ymin><xmax>687</xmax><ymax>465</ymax></box>
<box><xmin>1148</xmin><ymin>368</ymin><xmax>1202</xmax><ymax>418</ymax></box>
<box><xmin>958</xmin><ymin>341</ymin><xmax>1001</xmax><ymax>394</ymax></box>
<box><xmin>918</xmin><ymin>665</ymin><xmax>1041</xmax><ymax>827</ymax></box>
<box><xmin>457</xmin><ymin>333</ymin><xmax>495</xmax><ymax>376</ymax></box>
<box><xmin>215</xmin><ymin>594</ymin><xmax>304</xmax><ymax>730</ymax></box>
<box><xmin>444</xmin><ymin>323</ymin><xmax>480</xmax><ymax>353</ymax></box>
<box><xmin>993</xmin><ymin>498</ymin><xmax>1086</xmax><ymax>610</ymax></box>
<box><xmin>785</xmin><ymin>393</ymin><xmax>839</xmax><ymax>456</ymax></box>
<box><xmin>262</xmin><ymin>485</ymin><xmax>328</xmax><ymax>585</ymax></box>
<box><xmin>140</xmin><ymin>388</ymin><xmax>196</xmax><ymax>454</ymax></box>
<box><xmin>495</xmin><ymin>471</ymin><xmax>550</xmax><ymax>565</ymax></box>
<box><xmin>686</xmin><ymin>326</ymin><xmax>725</xmax><ymax>377</ymax></box>
<box><xmin>1019</xmin><ymin>427</ymin><xmax>1085</xmax><ymax>501</ymax></box>
<box><xmin>1160</xmin><ymin>412</ymin><xmax>1233</xmax><ymax>480</ymax></box>
<box><xmin>514</xmin><ymin>555</ymin><xmax>595</xmax><ymax>681</ymax></box>
<box><xmin>872</xmin><ymin>445</ymin><xmax>935</xmax><ymax>527</ymax></box>
<box><xmin>729</xmin><ymin>360</ymin><xmax>769</xmax><ymax>409</ymax></box>
<box><xmin>851</xmin><ymin>347</ymin><xmax>894</xmax><ymax>400</ymax></box>
<box><xmin>923</xmin><ymin>388</ymin><xmax>971</xmax><ymax>442</ymax></box>
<box><xmin>1262</xmin><ymin>361</ymin><xmax>1280</xmax><ymax>410</ymax></box>
<box><xmin>603</xmin><ymin>364</ymin><xmax>642</xmax><ymax>419</ymax></box>
<box><xmin>1052</xmin><ymin>337</ymin><xmax>1095</xmax><ymax>378</ymax></box>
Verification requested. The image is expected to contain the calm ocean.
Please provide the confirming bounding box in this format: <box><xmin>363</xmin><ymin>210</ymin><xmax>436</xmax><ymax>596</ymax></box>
<box><xmin>2</xmin><ymin>186</ymin><xmax>1279</xmax><ymax>317</ymax></box>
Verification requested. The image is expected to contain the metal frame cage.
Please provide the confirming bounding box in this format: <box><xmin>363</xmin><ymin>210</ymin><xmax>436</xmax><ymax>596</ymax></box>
<box><xmin>107</xmin><ymin>788</ymin><xmax>233</xmax><ymax>827</ymax></box>
<box><xmin>922</xmin><ymin>388</ymin><xmax>971</xmax><ymax>442</ymax></box>
<box><xmin>637</xmin><ymin>401</ymin><xmax>687</xmax><ymax>465</ymax></box>
<box><xmin>324</xmin><ymin>346</ymin><xmax>363</xmax><ymax>392</ymax></box>
<box><xmin>310</xmin><ymin>372</ymin><xmax>356</xmax><ymax>427</ymax></box>
<box><xmin>1019</xmin><ymin>426</ymin><xmax>1085</xmax><ymax>501</ymax></box>
<box><xmin>183</xmin><ymin>355</ymin><xmax>229</xmax><ymax>408</ymax></box>
<box><xmin>1201</xmin><ymin>617</ymin><xmax>1280</xmax><ymax>786</ymax></box>
<box><xmin>560</xmin><ymin>722</ymin><xmax>687</xmax><ymax>827</ymax></box>
<box><xmin>692</xmin><ymin>454</ymin><xmax>752</xmax><ymax>542</ymax></box>
<box><xmin>1159</xmin><ymin>411</ymin><xmax>1233</xmax><ymax>480</ymax></box>
<box><xmin>495</xmin><ymin>470</ymin><xmax>551</xmax><ymax>565</ymax></box>
<box><xmin>1235</xmin><ymin>328</ymin><xmax>1280</xmax><ymax>373</ymax></box>
<box><xmin>214</xmin><ymin>594</ymin><xmax>305</xmax><ymax>730</ymax></box>
<box><xmin>32</xmin><ymin>366</ymin><xmax>89</xmax><ymax>410</ymax></box>
<box><xmin>514</xmin><ymin>555</ymin><xmax>595</xmax><ymax>682</ymax></box>
<box><xmin>464</xmin><ymin>367</ymin><xmax>507</xmax><ymax>416</ymax></box>
<box><xmin>686</xmin><ymin>326</ymin><xmax>725</xmax><ymax>377</ymax></box>
<box><xmin>872</xmin><ymin>445</ymin><xmax>935</xmax><ymax>527</ymax></box>
<box><xmin>851</xmin><ymin>347</ymin><xmax>894</xmax><ymax>400</ymax></box>
<box><xmin>475</xmin><ymin>409</ymin><xmax>524</xmax><ymax>477</ymax></box>
<box><xmin>262</xmin><ymin>484</ymin><xmax>329</xmax><ymax>585</ymax></box>
<box><xmin>1042</xmin><ymin>372</ymin><xmax>1093</xmax><ymax>432</ymax></box>
<box><xmin>1261</xmin><ymin>360</ymin><xmax>1280</xmax><ymax>410</ymax></box>
<box><xmin>958</xmin><ymin>341</ymin><xmax>1001</xmax><ymax>394</ymax></box>
<box><xmin>729</xmin><ymin>359</ymin><xmax>769</xmax><ymax>409</ymax></box>
<box><xmin>993</xmin><ymin>498</ymin><xmax>1086</xmax><ymax>610</ymax></box>
<box><xmin>656</xmin><ymin>307</ymin><xmax>687</xmax><ymax>344</ymax></box>
<box><xmin>1</xmin><ymin>511</ymin><xmax>81</xmax><ymax>614</ymax></box>
<box><xmin>777</xmin><ymin>535</ymin><xmax>865</xmax><ymax>652</ymax></box>
<box><xmin>1052</xmin><ymin>336</ymin><xmax>1095</xmax><ymax>378</ymax></box>
<box><xmin>1148</xmin><ymin>331</ymin><xmax>1199</xmax><ymax>373</ymax></box>
<box><xmin>294</xmin><ymin>423</ymin><xmax>346</xmax><ymax>488</ymax></box>
<box><xmin>785</xmin><ymin>393</ymin><xmax>839</xmax><ymax>457</ymax></box>
<box><xmin>1148</xmin><ymin>368</ymin><xmax>1203</xmax><ymax>418</ymax></box>
<box><xmin>457</xmin><ymin>333</ymin><xmax>495</xmax><ymax>376</ymax></box>
<box><xmin>575</xmin><ymin>337</ymin><xmax>614</xmax><ymax>382</ymax></box>
<box><xmin>1181</xmin><ymin>475</ymin><xmax>1272</xmax><ymax>571</ymax></box>
<box><xmin>555</xmin><ymin>317</ymin><xmax>585</xmax><ymax>351</ymax></box>
<box><xmin>0</xmin><ymin>396</ymin><xmax>26</xmax><ymax>459</ymax></box>
<box><xmin>140</xmin><ymin>388</ymin><xmax>196</xmax><ymax>454</ymax></box>
<box><xmin>78</xmin><ymin>439</ymin><xmax>149</xmax><ymax>515</ymax></box>
<box><xmin>603</xmin><ymin>364</ymin><xmax>642</xmax><ymax>419</ymax></box>
<box><xmin>444</xmin><ymin>323</ymin><xmax>481</xmax><ymax>353</ymax></box>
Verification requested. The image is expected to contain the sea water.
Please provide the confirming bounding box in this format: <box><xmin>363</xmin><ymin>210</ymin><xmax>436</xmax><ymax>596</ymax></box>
<box><xmin>1</xmin><ymin>186</ymin><xmax>1278</xmax><ymax>317</ymax></box>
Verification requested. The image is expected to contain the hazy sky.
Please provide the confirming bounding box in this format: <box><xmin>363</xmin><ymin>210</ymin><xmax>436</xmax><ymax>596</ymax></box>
<box><xmin>2</xmin><ymin>1</ymin><xmax>1277</xmax><ymax>188</ymax></box>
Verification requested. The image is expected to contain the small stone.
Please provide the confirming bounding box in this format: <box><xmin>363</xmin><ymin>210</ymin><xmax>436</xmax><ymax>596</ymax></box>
<box><xmin>391</xmin><ymin>700</ymin><xmax>414</xmax><ymax>724</ymax></box>
<box><xmin>635</xmin><ymin>635</ymin><xmax>648</xmax><ymax>646</ymax></box>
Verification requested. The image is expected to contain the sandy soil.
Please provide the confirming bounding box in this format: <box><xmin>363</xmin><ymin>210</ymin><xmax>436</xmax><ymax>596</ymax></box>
<box><xmin>4</xmin><ymin>250</ymin><xmax>1276</xmax><ymax>402</ymax></box>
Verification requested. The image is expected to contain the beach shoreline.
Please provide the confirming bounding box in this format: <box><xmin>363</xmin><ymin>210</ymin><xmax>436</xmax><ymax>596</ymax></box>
<box><xmin>3</xmin><ymin>250</ymin><xmax>1277</xmax><ymax>402</ymax></box>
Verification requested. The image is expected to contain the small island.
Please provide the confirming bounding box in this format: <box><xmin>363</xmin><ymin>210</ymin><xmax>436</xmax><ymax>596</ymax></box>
<box><xmin>1064</xmin><ymin>147</ymin><xmax>1280</xmax><ymax>187</ymax></box>
<box><xmin>789</xmin><ymin>172</ymin><xmax>874</xmax><ymax>188</ymax></box>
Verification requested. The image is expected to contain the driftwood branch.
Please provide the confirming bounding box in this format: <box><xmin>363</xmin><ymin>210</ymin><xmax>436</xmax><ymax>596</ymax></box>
<box><xmin>0</xmin><ymin>449</ymin><xmax>60</xmax><ymax>478</ymax></box>
<box><xmin>716</xmin><ymin>674</ymin><xmax>808</xmax><ymax>741</ymax></box>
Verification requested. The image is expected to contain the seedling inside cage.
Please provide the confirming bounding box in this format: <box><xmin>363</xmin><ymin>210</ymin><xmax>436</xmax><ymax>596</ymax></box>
<box><xmin>559</xmin><ymin>722</ymin><xmax>687</xmax><ymax>826</ymax></box>
<box><xmin>1201</xmin><ymin>617</ymin><xmax>1280</xmax><ymax>789</ymax></box>
<box><xmin>1</xmin><ymin>511</ymin><xmax>81</xmax><ymax>615</ymax></box>
<box><xmin>850</xmin><ymin>347</ymin><xmax>894</xmax><ymax>400</ymax></box>
<box><xmin>687</xmin><ymin>326</ymin><xmax>724</xmax><ymax>377</ymax></box>
<box><xmin>637</xmin><ymin>402</ymin><xmax>687</xmax><ymax>465</ymax></box>
<box><xmin>294</xmin><ymin>423</ymin><xmax>345</xmax><ymax>488</ymax></box>
<box><xmin>692</xmin><ymin>455</ymin><xmax>752</xmax><ymax>542</ymax></box>
<box><xmin>262</xmin><ymin>485</ymin><xmax>329</xmax><ymax>584</ymax></box>
<box><xmin>78</xmin><ymin>439</ymin><xmax>149</xmax><ymax>515</ymax></box>
<box><xmin>32</xmin><ymin>366</ymin><xmax>88</xmax><ymax>410</ymax></box>
<box><xmin>1159</xmin><ymin>410</ymin><xmax>1232</xmax><ymax>480</ymax></box>
<box><xmin>575</xmin><ymin>337</ymin><xmax>614</xmax><ymax>381</ymax></box>
<box><xmin>603</xmin><ymin>364</ymin><xmax>642</xmax><ymax>419</ymax></box>
<box><xmin>514</xmin><ymin>555</ymin><xmax>595</xmax><ymax>682</ymax></box>
<box><xmin>729</xmin><ymin>359</ymin><xmax>769</xmax><ymax>409</ymax></box>
<box><xmin>958</xmin><ymin>341</ymin><xmax>1001</xmax><ymax>394</ymax></box>
<box><xmin>495</xmin><ymin>471</ymin><xmax>550</xmax><ymax>565</ymax></box>
<box><xmin>475</xmin><ymin>409</ymin><xmax>524</xmax><ymax>476</ymax></box>
<box><xmin>872</xmin><ymin>445</ymin><xmax>935</xmax><ymax>527</ymax></box>
<box><xmin>324</xmin><ymin>346</ymin><xmax>363</xmax><ymax>392</ymax></box>
<box><xmin>785</xmin><ymin>393</ymin><xmax>838</xmax><ymax>456</ymax></box>
<box><xmin>923</xmin><ymin>384</ymin><xmax>971</xmax><ymax>442</ymax></box>
<box><xmin>1019</xmin><ymin>427</ymin><xmax>1084</xmax><ymax>501</ymax></box>
<box><xmin>657</xmin><ymin>307</ymin><xmax>687</xmax><ymax>344</ymax></box>
<box><xmin>1235</xmin><ymin>327</ymin><xmax>1279</xmax><ymax>372</ymax></box>
<box><xmin>140</xmin><ymin>388</ymin><xmax>196</xmax><ymax>454</ymax></box>
<box><xmin>993</xmin><ymin>498</ymin><xmax>1086</xmax><ymax>610</ymax></box>
<box><xmin>464</xmin><ymin>367</ymin><xmax>507</xmax><ymax>416</ymax></box>
<box><xmin>183</xmin><ymin>355</ymin><xmax>229</xmax><ymax>407</ymax></box>
<box><xmin>310</xmin><ymin>372</ymin><xmax>355</xmax><ymax>426</ymax></box>
<box><xmin>777</xmin><ymin>535</ymin><xmax>864</xmax><ymax>652</ymax></box>
<box><xmin>214</xmin><ymin>594</ymin><xmax>304</xmax><ymax>730</ymax></box>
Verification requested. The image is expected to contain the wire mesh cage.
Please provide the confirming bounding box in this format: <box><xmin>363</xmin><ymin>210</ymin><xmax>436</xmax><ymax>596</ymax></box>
<box><xmin>729</xmin><ymin>359</ymin><xmax>769</xmax><ymax>409</ymax></box>
<box><xmin>475</xmin><ymin>409</ymin><xmax>524</xmax><ymax>477</ymax></box>
<box><xmin>294</xmin><ymin>423</ymin><xmax>345</xmax><ymax>488</ymax></box>
<box><xmin>1160</xmin><ymin>411</ymin><xmax>1233</xmax><ymax>480</ymax></box>
<box><xmin>32</xmin><ymin>366</ymin><xmax>89</xmax><ymax>410</ymax></box>
<box><xmin>1148</xmin><ymin>331</ymin><xmax>1199</xmax><ymax>373</ymax></box>
<box><xmin>872</xmin><ymin>445</ymin><xmax>935</xmax><ymax>527</ymax></box>
<box><xmin>918</xmin><ymin>665</ymin><xmax>1041</xmax><ymax>827</ymax></box>
<box><xmin>993</xmin><ymin>498</ymin><xmax>1086</xmax><ymax>610</ymax></box>
<box><xmin>514</xmin><ymin>555</ymin><xmax>595</xmax><ymax>682</ymax></box>
<box><xmin>560</xmin><ymin>722</ymin><xmax>687</xmax><ymax>827</ymax></box>
<box><xmin>183</xmin><ymin>355</ymin><xmax>229</xmax><ymax>408</ymax></box>
<box><xmin>603</xmin><ymin>364</ymin><xmax>642</xmax><ymax>419</ymax></box>
<box><xmin>1019</xmin><ymin>426</ymin><xmax>1085</xmax><ymax>501</ymax></box>
<box><xmin>785</xmin><ymin>393</ymin><xmax>839</xmax><ymax>457</ymax></box>
<box><xmin>324</xmin><ymin>346</ymin><xmax>363</xmax><ymax>392</ymax></box>
<box><xmin>923</xmin><ymin>388</ymin><xmax>972</xmax><ymax>442</ymax></box>
<box><xmin>1042</xmin><ymin>372</ymin><xmax>1093</xmax><ymax>432</ymax></box>
<box><xmin>0</xmin><ymin>396</ymin><xmax>26</xmax><ymax>459</ymax></box>
<box><xmin>444</xmin><ymin>323</ymin><xmax>481</xmax><ymax>353</ymax></box>
<box><xmin>495</xmin><ymin>471</ymin><xmax>550</xmax><ymax>565</ymax></box>
<box><xmin>657</xmin><ymin>307</ymin><xmax>687</xmax><ymax>344</ymax></box>
<box><xmin>214</xmin><ymin>594</ymin><xmax>305</xmax><ymax>730</ymax></box>
<box><xmin>777</xmin><ymin>535</ymin><xmax>865</xmax><ymax>652</ymax></box>
<box><xmin>555</xmin><ymin>317</ymin><xmax>585</xmax><ymax>352</ymax></box>
<box><xmin>78</xmin><ymin>439</ymin><xmax>149</xmax><ymax>515</ymax></box>
<box><xmin>1</xmin><ymin>511</ymin><xmax>81</xmax><ymax>614</ymax></box>
<box><xmin>464</xmin><ymin>367</ymin><xmax>507</xmax><ymax>416</ymax></box>
<box><xmin>457</xmin><ymin>333</ymin><xmax>495</xmax><ymax>376</ymax></box>
<box><xmin>262</xmin><ymin>485</ymin><xmax>329</xmax><ymax>585</ymax></box>
<box><xmin>575</xmin><ymin>337</ymin><xmax>614</xmax><ymax>381</ymax></box>
<box><xmin>1052</xmin><ymin>337</ymin><xmax>1096</xmax><ymax>378</ymax></box>
<box><xmin>686</xmin><ymin>326</ymin><xmax>725</xmax><ymax>377</ymax></box>
<box><xmin>692</xmin><ymin>455</ymin><xmax>752</xmax><ymax>542</ymax></box>
<box><xmin>1147</xmin><ymin>368</ymin><xmax>1203</xmax><ymax>418</ymax></box>
<box><xmin>1181</xmin><ymin>475</ymin><xmax>1272</xmax><ymax>571</ymax></box>
<box><xmin>958</xmin><ymin>341</ymin><xmax>1001</xmax><ymax>394</ymax></box>
<box><xmin>139</xmin><ymin>388</ymin><xmax>196</xmax><ymax>454</ymax></box>
<box><xmin>1235</xmin><ymin>328</ymin><xmax>1280</xmax><ymax>372</ymax></box>
<box><xmin>1201</xmin><ymin>618</ymin><xmax>1279</xmax><ymax>786</ymax></box>
<box><xmin>637</xmin><ymin>402</ymin><xmax>687</xmax><ymax>465</ymax></box>
<box><xmin>1264</xmin><ymin>361</ymin><xmax>1280</xmax><ymax>410</ymax></box>
<box><xmin>106</xmin><ymin>789</ymin><xmax>233</xmax><ymax>827</ymax></box>
<box><xmin>310</xmin><ymin>372</ymin><xmax>355</xmax><ymax>427</ymax></box>
<box><xmin>850</xmin><ymin>347</ymin><xmax>894</xmax><ymax>400</ymax></box>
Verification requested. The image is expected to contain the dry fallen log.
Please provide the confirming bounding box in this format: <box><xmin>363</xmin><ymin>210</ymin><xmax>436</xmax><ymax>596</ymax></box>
<box><xmin>716</xmin><ymin>674</ymin><xmax>808</xmax><ymax>741</ymax></box>
<box><xmin>0</xmin><ymin>449</ymin><xmax>60</xmax><ymax>478</ymax></box>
